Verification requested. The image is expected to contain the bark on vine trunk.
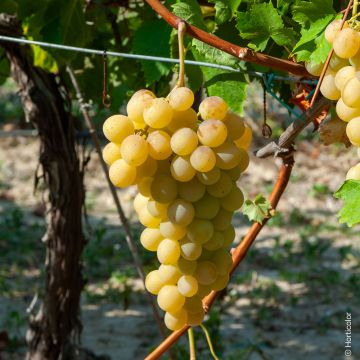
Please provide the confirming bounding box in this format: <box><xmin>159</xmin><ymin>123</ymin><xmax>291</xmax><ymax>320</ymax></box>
<box><xmin>0</xmin><ymin>14</ymin><xmax>85</xmax><ymax>360</ymax></box>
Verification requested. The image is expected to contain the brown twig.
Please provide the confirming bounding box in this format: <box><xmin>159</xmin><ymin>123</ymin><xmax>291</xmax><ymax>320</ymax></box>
<box><xmin>144</xmin><ymin>0</ymin><xmax>308</xmax><ymax>76</ymax></box>
<box><xmin>144</xmin><ymin>157</ymin><xmax>294</xmax><ymax>360</ymax></box>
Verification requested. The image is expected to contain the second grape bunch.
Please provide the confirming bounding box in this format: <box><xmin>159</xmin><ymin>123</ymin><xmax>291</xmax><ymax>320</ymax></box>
<box><xmin>102</xmin><ymin>86</ymin><xmax>252</xmax><ymax>331</ymax></box>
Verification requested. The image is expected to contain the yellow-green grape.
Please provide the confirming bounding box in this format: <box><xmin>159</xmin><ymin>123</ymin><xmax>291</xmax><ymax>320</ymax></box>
<box><xmin>157</xmin><ymin>285</ymin><xmax>185</xmax><ymax>313</ymax></box>
<box><xmin>138</xmin><ymin>207</ymin><xmax>161</xmax><ymax>228</ymax></box>
<box><xmin>120</xmin><ymin>134</ymin><xmax>148</xmax><ymax>166</ymax></box>
<box><xmin>234</xmin><ymin>124</ymin><xmax>252</xmax><ymax>150</ymax></box>
<box><xmin>223</xmin><ymin>112</ymin><xmax>245</xmax><ymax>140</ymax></box>
<box><xmin>238</xmin><ymin>148</ymin><xmax>250</xmax><ymax>173</ymax></box>
<box><xmin>225</xmin><ymin>166</ymin><xmax>241</xmax><ymax>181</ymax></box>
<box><xmin>133</xmin><ymin>121</ymin><xmax>147</xmax><ymax>130</ymax></box>
<box><xmin>150</xmin><ymin>174</ymin><xmax>178</xmax><ymax>203</ymax></box>
<box><xmin>178</xmin><ymin>257</ymin><xmax>197</xmax><ymax>275</ymax></box>
<box><xmin>212</xmin><ymin>250</ymin><xmax>232</xmax><ymax>275</ymax></box>
<box><xmin>159</xmin><ymin>221</ymin><xmax>187</xmax><ymax>240</ymax></box>
<box><xmin>222</xmin><ymin>225</ymin><xmax>235</xmax><ymax>247</ymax></box>
<box><xmin>102</xmin><ymin>142</ymin><xmax>121</xmax><ymax>166</ymax></box>
<box><xmin>103</xmin><ymin>114</ymin><xmax>134</xmax><ymax>143</ymax></box>
<box><xmin>187</xmin><ymin>309</ymin><xmax>205</xmax><ymax>326</ymax></box>
<box><xmin>167</xmin><ymin>108</ymin><xmax>198</xmax><ymax>133</ymax></box>
<box><xmin>336</xmin><ymin>98</ymin><xmax>360</xmax><ymax>122</ymax></box>
<box><xmin>109</xmin><ymin>159</ymin><xmax>136</xmax><ymax>188</ymax></box>
<box><xmin>137</xmin><ymin>176</ymin><xmax>153</xmax><ymax>197</ymax></box>
<box><xmin>164</xmin><ymin>309</ymin><xmax>187</xmax><ymax>331</ymax></box>
<box><xmin>133</xmin><ymin>193</ymin><xmax>148</xmax><ymax>214</ymax></box>
<box><xmin>167</xmin><ymin>199</ymin><xmax>195</xmax><ymax>227</ymax></box>
<box><xmin>334</xmin><ymin>66</ymin><xmax>356</xmax><ymax>92</ymax></box>
<box><xmin>207</xmin><ymin>171</ymin><xmax>232</xmax><ymax>198</ymax></box>
<box><xmin>199</xmin><ymin>248</ymin><xmax>214</xmax><ymax>261</ymax></box>
<box><xmin>147</xmin><ymin>130</ymin><xmax>172</xmax><ymax>160</ymax></box>
<box><xmin>157</xmin><ymin>239</ymin><xmax>181</xmax><ymax>264</ymax></box>
<box><xmin>170</xmin><ymin>156</ymin><xmax>196</xmax><ymax>182</ymax></box>
<box><xmin>197</xmin><ymin>119</ymin><xmax>228</xmax><ymax>147</ymax></box>
<box><xmin>190</xmin><ymin>146</ymin><xmax>216</xmax><ymax>172</ymax></box>
<box><xmin>194</xmin><ymin>261</ymin><xmax>217</xmax><ymax>285</ymax></box>
<box><xmin>220</xmin><ymin>186</ymin><xmax>244</xmax><ymax>211</ymax></box>
<box><xmin>325</xmin><ymin>20</ymin><xmax>346</xmax><ymax>44</ymax></box>
<box><xmin>178</xmin><ymin>177</ymin><xmax>206</xmax><ymax>202</ymax></box>
<box><xmin>135</xmin><ymin>156</ymin><xmax>158</xmax><ymax>182</ymax></box>
<box><xmin>147</xmin><ymin>200</ymin><xmax>168</xmax><ymax>219</ymax></box>
<box><xmin>178</xmin><ymin>275</ymin><xmax>199</xmax><ymax>297</ymax></box>
<box><xmin>329</xmin><ymin>54</ymin><xmax>349</xmax><ymax>71</ymax></box>
<box><xmin>199</xmin><ymin>96</ymin><xmax>228</xmax><ymax>120</ymax></box>
<box><xmin>346</xmin><ymin>117</ymin><xmax>360</xmax><ymax>145</ymax></box>
<box><xmin>319</xmin><ymin>70</ymin><xmax>341</xmax><ymax>100</ymax></box>
<box><xmin>145</xmin><ymin>270</ymin><xmax>164</xmax><ymax>295</ymax></box>
<box><xmin>346</xmin><ymin>163</ymin><xmax>360</xmax><ymax>180</ymax></box>
<box><xmin>143</xmin><ymin>98</ymin><xmax>173</xmax><ymax>128</ymax></box>
<box><xmin>342</xmin><ymin>75</ymin><xmax>360</xmax><ymax>107</ymax></box>
<box><xmin>187</xmin><ymin>219</ymin><xmax>214</xmax><ymax>244</ymax></box>
<box><xmin>305</xmin><ymin>61</ymin><xmax>324</xmax><ymax>76</ymax></box>
<box><xmin>215</xmin><ymin>142</ymin><xmax>242</xmax><ymax>170</ymax></box>
<box><xmin>140</xmin><ymin>228</ymin><xmax>164</xmax><ymax>251</ymax></box>
<box><xmin>213</xmin><ymin>208</ymin><xmax>232</xmax><ymax>231</ymax></box>
<box><xmin>168</xmin><ymin>87</ymin><xmax>194</xmax><ymax>111</ymax></box>
<box><xmin>193</xmin><ymin>194</ymin><xmax>220</xmax><ymax>220</ymax></box>
<box><xmin>180</xmin><ymin>239</ymin><xmax>202</xmax><ymax>261</ymax></box>
<box><xmin>170</xmin><ymin>128</ymin><xmax>198</xmax><ymax>156</ymax></box>
<box><xmin>203</xmin><ymin>232</ymin><xmax>224</xmax><ymax>251</ymax></box>
<box><xmin>196</xmin><ymin>167</ymin><xmax>221</xmax><ymax>185</ymax></box>
<box><xmin>126</xmin><ymin>89</ymin><xmax>155</xmax><ymax>124</ymax></box>
<box><xmin>211</xmin><ymin>274</ymin><xmax>229</xmax><ymax>291</ymax></box>
<box><xmin>158</xmin><ymin>264</ymin><xmax>182</xmax><ymax>285</ymax></box>
<box><xmin>333</xmin><ymin>28</ymin><xmax>360</xmax><ymax>59</ymax></box>
<box><xmin>350</xmin><ymin>49</ymin><xmax>360</xmax><ymax>68</ymax></box>
<box><xmin>197</xmin><ymin>284</ymin><xmax>212</xmax><ymax>298</ymax></box>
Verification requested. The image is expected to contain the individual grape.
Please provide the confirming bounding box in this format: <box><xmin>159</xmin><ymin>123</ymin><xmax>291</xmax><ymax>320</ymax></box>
<box><xmin>160</xmin><ymin>221</ymin><xmax>187</xmax><ymax>240</ymax></box>
<box><xmin>222</xmin><ymin>225</ymin><xmax>235</xmax><ymax>247</ymax></box>
<box><xmin>350</xmin><ymin>49</ymin><xmax>360</xmax><ymax>68</ymax></box>
<box><xmin>157</xmin><ymin>285</ymin><xmax>185</xmax><ymax>313</ymax></box>
<box><xmin>164</xmin><ymin>309</ymin><xmax>187</xmax><ymax>331</ymax></box>
<box><xmin>187</xmin><ymin>309</ymin><xmax>205</xmax><ymax>326</ymax></box>
<box><xmin>133</xmin><ymin>193</ymin><xmax>148</xmax><ymax>214</ymax></box>
<box><xmin>197</xmin><ymin>119</ymin><xmax>228</xmax><ymax>147</ymax></box>
<box><xmin>207</xmin><ymin>172</ymin><xmax>232</xmax><ymax>198</ymax></box>
<box><xmin>126</xmin><ymin>89</ymin><xmax>155</xmax><ymax>124</ymax></box>
<box><xmin>168</xmin><ymin>87</ymin><xmax>194</xmax><ymax>111</ymax></box>
<box><xmin>178</xmin><ymin>177</ymin><xmax>206</xmax><ymax>202</ymax></box>
<box><xmin>211</xmin><ymin>274</ymin><xmax>229</xmax><ymax>291</ymax></box>
<box><xmin>147</xmin><ymin>200</ymin><xmax>168</xmax><ymax>219</ymax></box>
<box><xmin>238</xmin><ymin>148</ymin><xmax>250</xmax><ymax>173</ymax></box>
<box><xmin>199</xmin><ymin>96</ymin><xmax>228</xmax><ymax>120</ymax></box>
<box><xmin>138</xmin><ymin>207</ymin><xmax>161</xmax><ymax>228</ymax></box>
<box><xmin>194</xmin><ymin>261</ymin><xmax>217</xmax><ymax>285</ymax></box>
<box><xmin>212</xmin><ymin>208</ymin><xmax>232</xmax><ymax>231</ymax></box>
<box><xmin>171</xmin><ymin>156</ymin><xmax>196</xmax><ymax>182</ymax></box>
<box><xmin>157</xmin><ymin>239</ymin><xmax>181</xmax><ymax>264</ymax></box>
<box><xmin>137</xmin><ymin>176</ymin><xmax>153</xmax><ymax>197</ymax></box>
<box><xmin>120</xmin><ymin>134</ymin><xmax>148</xmax><ymax>166</ymax></box>
<box><xmin>133</xmin><ymin>121</ymin><xmax>147</xmax><ymax>130</ymax></box>
<box><xmin>177</xmin><ymin>257</ymin><xmax>197</xmax><ymax>275</ymax></box>
<box><xmin>140</xmin><ymin>228</ymin><xmax>164</xmax><ymax>251</ymax></box>
<box><xmin>178</xmin><ymin>275</ymin><xmax>199</xmax><ymax>297</ymax></box>
<box><xmin>184</xmin><ymin>296</ymin><xmax>203</xmax><ymax>313</ymax></box>
<box><xmin>203</xmin><ymin>232</ymin><xmax>224</xmax><ymax>251</ymax></box>
<box><xmin>103</xmin><ymin>114</ymin><xmax>134</xmax><ymax>144</ymax></box>
<box><xmin>180</xmin><ymin>239</ymin><xmax>202</xmax><ymax>261</ymax></box>
<box><xmin>346</xmin><ymin>163</ymin><xmax>360</xmax><ymax>180</ymax></box>
<box><xmin>193</xmin><ymin>194</ymin><xmax>220</xmax><ymax>220</ymax></box>
<box><xmin>150</xmin><ymin>174</ymin><xmax>178</xmax><ymax>203</ymax></box>
<box><xmin>190</xmin><ymin>146</ymin><xmax>216</xmax><ymax>172</ymax></box>
<box><xmin>212</xmin><ymin>250</ymin><xmax>232</xmax><ymax>275</ymax></box>
<box><xmin>325</xmin><ymin>20</ymin><xmax>346</xmax><ymax>44</ymax></box>
<box><xmin>143</xmin><ymin>98</ymin><xmax>173</xmax><ymax>128</ymax></box>
<box><xmin>305</xmin><ymin>61</ymin><xmax>324</xmax><ymax>76</ymax></box>
<box><xmin>198</xmin><ymin>248</ymin><xmax>214</xmax><ymax>261</ymax></box>
<box><xmin>220</xmin><ymin>186</ymin><xmax>244</xmax><ymax>211</ymax></box>
<box><xmin>158</xmin><ymin>264</ymin><xmax>182</xmax><ymax>285</ymax></box>
<box><xmin>102</xmin><ymin>142</ymin><xmax>121</xmax><ymax>166</ymax></box>
<box><xmin>215</xmin><ymin>142</ymin><xmax>242</xmax><ymax>169</ymax></box>
<box><xmin>319</xmin><ymin>70</ymin><xmax>341</xmax><ymax>101</ymax></box>
<box><xmin>145</xmin><ymin>270</ymin><xmax>164</xmax><ymax>295</ymax></box>
<box><xmin>135</xmin><ymin>156</ymin><xmax>158</xmax><ymax>181</ymax></box>
<box><xmin>223</xmin><ymin>112</ymin><xmax>245</xmax><ymax>140</ymax></box>
<box><xmin>225</xmin><ymin>166</ymin><xmax>241</xmax><ymax>181</ymax></box>
<box><xmin>167</xmin><ymin>108</ymin><xmax>198</xmax><ymax>133</ymax></box>
<box><xmin>147</xmin><ymin>130</ymin><xmax>172</xmax><ymax>160</ymax></box>
<box><xmin>170</xmin><ymin>128</ymin><xmax>198</xmax><ymax>155</ymax></box>
<box><xmin>187</xmin><ymin>219</ymin><xmax>214</xmax><ymax>244</ymax></box>
<box><xmin>336</xmin><ymin>98</ymin><xmax>360</xmax><ymax>122</ymax></box>
<box><xmin>197</xmin><ymin>284</ymin><xmax>212</xmax><ymax>298</ymax></box>
<box><xmin>342</xmin><ymin>76</ymin><xmax>360</xmax><ymax>107</ymax></box>
<box><xmin>329</xmin><ymin>54</ymin><xmax>349</xmax><ymax>71</ymax></box>
<box><xmin>234</xmin><ymin>124</ymin><xmax>252</xmax><ymax>150</ymax></box>
<box><xmin>167</xmin><ymin>199</ymin><xmax>195</xmax><ymax>226</ymax></box>
<box><xmin>334</xmin><ymin>66</ymin><xmax>355</xmax><ymax>92</ymax></box>
<box><xmin>333</xmin><ymin>28</ymin><xmax>360</xmax><ymax>59</ymax></box>
<box><xmin>346</xmin><ymin>117</ymin><xmax>360</xmax><ymax>146</ymax></box>
<box><xmin>196</xmin><ymin>167</ymin><xmax>221</xmax><ymax>185</ymax></box>
<box><xmin>109</xmin><ymin>159</ymin><xmax>136</xmax><ymax>188</ymax></box>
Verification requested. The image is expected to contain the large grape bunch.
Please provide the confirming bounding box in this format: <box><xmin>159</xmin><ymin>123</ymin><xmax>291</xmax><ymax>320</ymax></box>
<box><xmin>102</xmin><ymin>86</ymin><xmax>252</xmax><ymax>331</ymax></box>
<box><xmin>307</xmin><ymin>20</ymin><xmax>360</xmax><ymax>179</ymax></box>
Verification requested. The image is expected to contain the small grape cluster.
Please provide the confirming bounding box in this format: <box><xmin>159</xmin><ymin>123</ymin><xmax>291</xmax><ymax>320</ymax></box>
<box><xmin>102</xmin><ymin>87</ymin><xmax>252</xmax><ymax>331</ymax></box>
<box><xmin>307</xmin><ymin>20</ymin><xmax>360</xmax><ymax>178</ymax></box>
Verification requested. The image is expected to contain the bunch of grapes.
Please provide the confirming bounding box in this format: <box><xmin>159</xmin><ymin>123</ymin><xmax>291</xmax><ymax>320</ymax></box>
<box><xmin>307</xmin><ymin>19</ymin><xmax>360</xmax><ymax>179</ymax></box>
<box><xmin>102</xmin><ymin>86</ymin><xmax>252</xmax><ymax>331</ymax></box>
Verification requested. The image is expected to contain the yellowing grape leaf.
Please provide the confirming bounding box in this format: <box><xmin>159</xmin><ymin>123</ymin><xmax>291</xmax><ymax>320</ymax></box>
<box><xmin>242</xmin><ymin>195</ymin><xmax>272</xmax><ymax>224</ymax></box>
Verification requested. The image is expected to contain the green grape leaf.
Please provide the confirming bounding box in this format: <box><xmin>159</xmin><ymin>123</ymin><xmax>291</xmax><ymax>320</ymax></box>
<box><xmin>334</xmin><ymin>180</ymin><xmax>360</xmax><ymax>227</ymax></box>
<box><xmin>0</xmin><ymin>0</ymin><xmax>18</xmax><ymax>13</ymax></box>
<box><xmin>172</xmin><ymin>0</ymin><xmax>206</xmax><ymax>29</ymax></box>
<box><xmin>242</xmin><ymin>195</ymin><xmax>272</xmax><ymax>224</ymax></box>
<box><xmin>209</xmin><ymin>0</ymin><xmax>241</xmax><ymax>24</ymax></box>
<box><xmin>185</xmin><ymin>62</ymin><xmax>203</xmax><ymax>92</ymax></box>
<box><xmin>133</xmin><ymin>20</ymin><xmax>173</xmax><ymax>86</ymax></box>
<box><xmin>31</xmin><ymin>45</ymin><xmax>59</xmax><ymax>73</ymax></box>
<box><xmin>309</xmin><ymin>32</ymin><xmax>332</xmax><ymax>64</ymax></box>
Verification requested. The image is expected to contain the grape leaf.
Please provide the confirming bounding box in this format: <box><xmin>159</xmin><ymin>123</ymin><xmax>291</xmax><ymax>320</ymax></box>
<box><xmin>309</xmin><ymin>32</ymin><xmax>332</xmax><ymax>64</ymax></box>
<box><xmin>242</xmin><ymin>195</ymin><xmax>272</xmax><ymax>224</ymax></box>
<box><xmin>31</xmin><ymin>45</ymin><xmax>59</xmax><ymax>73</ymax></box>
<box><xmin>172</xmin><ymin>0</ymin><xmax>206</xmax><ymax>29</ymax></box>
<box><xmin>334</xmin><ymin>180</ymin><xmax>360</xmax><ymax>227</ymax></box>
<box><xmin>209</xmin><ymin>0</ymin><xmax>241</xmax><ymax>24</ymax></box>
